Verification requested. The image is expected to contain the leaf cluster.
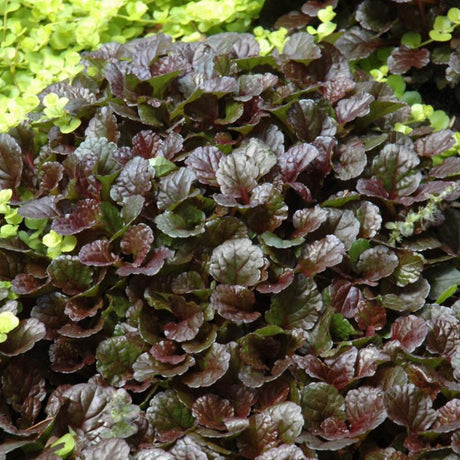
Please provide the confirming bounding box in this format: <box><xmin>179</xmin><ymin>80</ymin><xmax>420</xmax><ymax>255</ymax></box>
<box><xmin>275</xmin><ymin>0</ymin><xmax>460</xmax><ymax>130</ymax></box>
<box><xmin>0</xmin><ymin>0</ymin><xmax>265</xmax><ymax>133</ymax></box>
<box><xmin>0</xmin><ymin>28</ymin><xmax>459</xmax><ymax>459</ymax></box>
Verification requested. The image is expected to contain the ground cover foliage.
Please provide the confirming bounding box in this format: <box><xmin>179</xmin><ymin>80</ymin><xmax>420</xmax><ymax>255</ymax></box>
<box><xmin>0</xmin><ymin>0</ymin><xmax>265</xmax><ymax>132</ymax></box>
<box><xmin>0</xmin><ymin>14</ymin><xmax>460</xmax><ymax>460</ymax></box>
<box><xmin>274</xmin><ymin>0</ymin><xmax>460</xmax><ymax>125</ymax></box>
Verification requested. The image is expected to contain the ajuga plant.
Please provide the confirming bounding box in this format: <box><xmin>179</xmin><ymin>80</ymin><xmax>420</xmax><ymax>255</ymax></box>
<box><xmin>1</xmin><ymin>30</ymin><xmax>460</xmax><ymax>459</ymax></box>
<box><xmin>275</xmin><ymin>0</ymin><xmax>460</xmax><ymax>125</ymax></box>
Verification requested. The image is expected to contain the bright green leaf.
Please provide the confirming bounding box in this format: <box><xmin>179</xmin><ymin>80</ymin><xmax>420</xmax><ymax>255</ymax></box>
<box><xmin>401</xmin><ymin>32</ymin><xmax>422</xmax><ymax>49</ymax></box>
<box><xmin>51</xmin><ymin>433</ymin><xmax>75</xmax><ymax>458</ymax></box>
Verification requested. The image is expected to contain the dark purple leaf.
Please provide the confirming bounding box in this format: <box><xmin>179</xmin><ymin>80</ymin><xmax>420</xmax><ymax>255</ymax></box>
<box><xmin>162</xmin><ymin>296</ymin><xmax>204</xmax><ymax>342</ymax></box>
<box><xmin>157</xmin><ymin>167</ymin><xmax>197</xmax><ymax>210</ymax></box>
<box><xmin>47</xmin><ymin>256</ymin><xmax>93</xmax><ymax>295</ymax></box>
<box><xmin>296</xmin><ymin>347</ymin><xmax>358</xmax><ymax>390</ymax></box>
<box><xmin>411</xmin><ymin>180</ymin><xmax>460</xmax><ymax>203</ymax></box>
<box><xmin>210</xmin><ymin>284</ymin><xmax>260</xmax><ymax>323</ymax></box>
<box><xmin>286</xmin><ymin>99</ymin><xmax>329</xmax><ymax>143</ymax></box>
<box><xmin>236</xmin><ymin>73</ymin><xmax>278</xmax><ymax>101</ymax></box>
<box><xmin>49</xmin><ymin>338</ymin><xmax>94</xmax><ymax>373</ymax></box>
<box><xmin>346</xmin><ymin>387</ymin><xmax>386</xmax><ymax>435</ymax></box>
<box><xmin>301</xmin><ymin>0</ymin><xmax>338</xmax><ymax>16</ymax></box>
<box><xmin>324</xmin><ymin>208</ymin><xmax>360</xmax><ymax>250</ymax></box>
<box><xmin>65</xmin><ymin>297</ymin><xmax>102</xmax><ymax>322</ymax></box>
<box><xmin>256</xmin><ymin>444</ymin><xmax>307</xmax><ymax>460</ymax></box>
<box><xmin>265</xmin><ymin>402</ymin><xmax>303</xmax><ymax>443</ymax></box>
<box><xmin>335</xmin><ymin>93</ymin><xmax>375</xmax><ymax>125</ymax></box>
<box><xmin>239</xmin><ymin>348</ymin><xmax>291</xmax><ymax>388</ymax></box>
<box><xmin>379</xmin><ymin>278</ymin><xmax>430</xmax><ymax>312</ymax></box>
<box><xmin>18</xmin><ymin>196</ymin><xmax>61</xmax><ymax>218</ymax></box>
<box><xmin>169</xmin><ymin>436</ymin><xmax>217</xmax><ymax>458</ymax></box>
<box><xmin>454</xmin><ymin>431</ymin><xmax>460</xmax><ymax>455</ymax></box>
<box><xmin>390</xmin><ymin>315</ymin><xmax>427</xmax><ymax>352</ymax></box>
<box><xmin>247</xmin><ymin>185</ymin><xmax>289</xmax><ymax>232</ymax></box>
<box><xmin>332</xmin><ymin>137</ymin><xmax>367</xmax><ymax>180</ymax></box>
<box><xmin>300</xmin><ymin>382</ymin><xmax>346</xmax><ymax>432</ymax></box>
<box><xmin>216</xmin><ymin>152</ymin><xmax>258</xmax><ymax>202</ymax></box>
<box><xmin>278</xmin><ymin>143</ymin><xmax>319</xmax><ymax>183</ymax></box>
<box><xmin>192</xmin><ymin>394</ymin><xmax>234</xmax><ymax>430</ymax></box>
<box><xmin>330</xmin><ymin>279</ymin><xmax>361</xmax><ymax>318</ymax></box>
<box><xmin>356</xmin><ymin>246</ymin><xmax>399</xmax><ymax>284</ymax></box>
<box><xmin>371</xmin><ymin>142</ymin><xmax>422</xmax><ymax>199</ymax></box>
<box><xmin>447</xmin><ymin>51</ymin><xmax>460</xmax><ymax>83</ymax></box>
<box><xmin>160</xmin><ymin>133</ymin><xmax>183</xmax><ymax>160</ymax></box>
<box><xmin>425</xmin><ymin>318</ymin><xmax>459</xmax><ymax>358</ymax></box>
<box><xmin>291</xmin><ymin>206</ymin><xmax>327</xmax><ymax>238</ymax></box>
<box><xmin>335</xmin><ymin>26</ymin><xmax>382</xmax><ymax>60</ymax></box>
<box><xmin>54</xmin><ymin>383</ymin><xmax>139</xmax><ymax>442</ymax></box>
<box><xmin>116</xmin><ymin>247</ymin><xmax>173</xmax><ymax>276</ymax></box>
<box><xmin>80</xmin><ymin>439</ymin><xmax>130</xmax><ymax>460</ymax></box>
<box><xmin>0</xmin><ymin>319</ymin><xmax>45</xmax><ymax>357</ymax></box>
<box><xmin>384</xmin><ymin>383</ymin><xmax>436</xmax><ymax>432</ymax></box>
<box><xmin>182</xmin><ymin>343</ymin><xmax>230</xmax><ymax>388</ymax></box>
<box><xmin>210</xmin><ymin>238</ymin><xmax>264</xmax><ymax>287</ymax></box>
<box><xmin>0</xmin><ymin>134</ymin><xmax>22</xmax><ymax>189</ymax></box>
<box><xmin>415</xmin><ymin>130</ymin><xmax>455</xmax><ymax>157</ymax></box>
<box><xmin>253</xmin><ymin>124</ymin><xmax>284</xmax><ymax>157</ymax></box>
<box><xmin>282</xmin><ymin>32</ymin><xmax>321</xmax><ymax>64</ymax></box>
<box><xmin>37</xmin><ymin>162</ymin><xmax>64</xmax><ymax>196</ymax></box>
<box><xmin>11</xmin><ymin>273</ymin><xmax>48</xmax><ymax>295</ymax></box>
<box><xmin>96</xmin><ymin>336</ymin><xmax>143</xmax><ymax>387</ymax></box>
<box><xmin>76</xmin><ymin>137</ymin><xmax>119</xmax><ymax>177</ymax></box>
<box><xmin>132</xmin><ymin>130</ymin><xmax>163</xmax><ymax>158</ymax></box>
<box><xmin>355</xmin><ymin>345</ymin><xmax>389</xmax><ymax>379</ymax></box>
<box><xmin>387</xmin><ymin>46</ymin><xmax>430</xmax><ymax>74</ymax></box>
<box><xmin>150</xmin><ymin>340</ymin><xmax>187</xmax><ymax>365</ymax></box>
<box><xmin>433</xmin><ymin>400</ymin><xmax>460</xmax><ymax>433</ymax></box>
<box><xmin>354</xmin><ymin>298</ymin><xmax>386</xmax><ymax>333</ymax></box>
<box><xmin>120</xmin><ymin>223</ymin><xmax>154</xmax><ymax>267</ymax></box>
<box><xmin>356</xmin><ymin>0</ymin><xmax>393</xmax><ymax>32</ymax></box>
<box><xmin>297</xmin><ymin>235</ymin><xmax>346</xmax><ymax>276</ymax></box>
<box><xmin>351</xmin><ymin>200</ymin><xmax>382</xmax><ymax>238</ymax></box>
<box><xmin>85</xmin><ymin>107</ymin><xmax>120</xmax><ymax>143</ymax></box>
<box><xmin>133</xmin><ymin>350</ymin><xmax>195</xmax><ymax>380</ymax></box>
<box><xmin>30</xmin><ymin>293</ymin><xmax>67</xmax><ymax>340</ymax></box>
<box><xmin>237</xmin><ymin>412</ymin><xmax>278</xmax><ymax>458</ymax></box>
<box><xmin>430</xmin><ymin>157</ymin><xmax>460</xmax><ymax>178</ymax></box>
<box><xmin>356</xmin><ymin>177</ymin><xmax>389</xmax><ymax>199</ymax></box>
<box><xmin>110</xmin><ymin>157</ymin><xmax>154</xmax><ymax>204</ymax></box>
<box><xmin>52</xmin><ymin>199</ymin><xmax>100</xmax><ymax>235</ymax></box>
<box><xmin>275</xmin><ymin>11</ymin><xmax>311</xmax><ymax>30</ymax></box>
<box><xmin>265</xmin><ymin>274</ymin><xmax>322</xmax><ymax>330</ymax></box>
<box><xmin>79</xmin><ymin>240</ymin><xmax>119</xmax><ymax>266</ymax></box>
<box><xmin>237</xmin><ymin>138</ymin><xmax>277</xmax><ymax>178</ymax></box>
<box><xmin>184</xmin><ymin>146</ymin><xmax>223</xmax><ymax>186</ymax></box>
<box><xmin>58</xmin><ymin>316</ymin><xmax>104</xmax><ymax>339</ymax></box>
<box><xmin>1</xmin><ymin>358</ymin><xmax>46</xmax><ymax>428</ymax></box>
<box><xmin>256</xmin><ymin>270</ymin><xmax>294</xmax><ymax>294</ymax></box>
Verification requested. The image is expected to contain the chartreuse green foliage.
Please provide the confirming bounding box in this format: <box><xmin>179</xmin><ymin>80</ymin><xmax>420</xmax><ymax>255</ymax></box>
<box><xmin>0</xmin><ymin>0</ymin><xmax>265</xmax><ymax>132</ymax></box>
<box><xmin>0</xmin><ymin>311</ymin><xmax>19</xmax><ymax>343</ymax></box>
<box><xmin>50</xmin><ymin>432</ymin><xmax>75</xmax><ymax>458</ymax></box>
<box><xmin>306</xmin><ymin>5</ymin><xmax>337</xmax><ymax>42</ymax></box>
<box><xmin>0</xmin><ymin>188</ymin><xmax>75</xmax><ymax>259</ymax></box>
